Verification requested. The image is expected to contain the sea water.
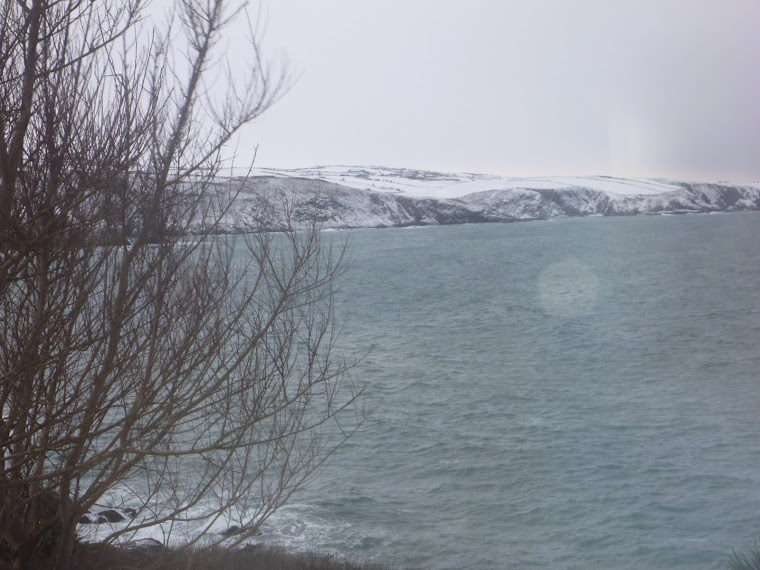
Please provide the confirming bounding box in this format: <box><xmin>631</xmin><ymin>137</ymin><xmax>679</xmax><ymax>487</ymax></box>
<box><xmin>255</xmin><ymin>212</ymin><xmax>760</xmax><ymax>569</ymax></box>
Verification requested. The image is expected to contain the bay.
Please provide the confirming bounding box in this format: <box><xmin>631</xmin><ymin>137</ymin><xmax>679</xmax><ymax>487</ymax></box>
<box><xmin>258</xmin><ymin>212</ymin><xmax>760</xmax><ymax>570</ymax></box>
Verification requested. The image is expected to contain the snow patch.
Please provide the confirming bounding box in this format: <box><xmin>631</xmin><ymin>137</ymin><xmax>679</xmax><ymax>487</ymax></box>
<box><xmin>252</xmin><ymin>166</ymin><xmax>707</xmax><ymax>199</ymax></box>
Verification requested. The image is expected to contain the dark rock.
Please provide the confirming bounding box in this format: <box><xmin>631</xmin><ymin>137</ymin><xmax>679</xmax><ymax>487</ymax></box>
<box><xmin>221</xmin><ymin>524</ymin><xmax>254</xmax><ymax>537</ymax></box>
<box><xmin>97</xmin><ymin>509</ymin><xmax>125</xmax><ymax>523</ymax></box>
<box><xmin>125</xmin><ymin>538</ymin><xmax>165</xmax><ymax>551</ymax></box>
<box><xmin>220</xmin><ymin>525</ymin><xmax>261</xmax><ymax>538</ymax></box>
<box><xmin>221</xmin><ymin>525</ymin><xmax>241</xmax><ymax>536</ymax></box>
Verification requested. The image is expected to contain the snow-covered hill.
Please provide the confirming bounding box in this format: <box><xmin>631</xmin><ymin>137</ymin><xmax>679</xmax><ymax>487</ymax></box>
<box><xmin>211</xmin><ymin>166</ymin><xmax>760</xmax><ymax>232</ymax></box>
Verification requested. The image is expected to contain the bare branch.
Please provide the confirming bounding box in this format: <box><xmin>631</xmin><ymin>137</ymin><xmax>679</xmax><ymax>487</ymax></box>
<box><xmin>0</xmin><ymin>2</ymin><xmax>360</xmax><ymax>567</ymax></box>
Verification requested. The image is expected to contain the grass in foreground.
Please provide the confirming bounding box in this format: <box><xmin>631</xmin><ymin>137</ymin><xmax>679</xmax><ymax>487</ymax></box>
<box><xmin>728</xmin><ymin>539</ymin><xmax>760</xmax><ymax>570</ymax></box>
<box><xmin>16</xmin><ymin>542</ymin><xmax>393</xmax><ymax>570</ymax></box>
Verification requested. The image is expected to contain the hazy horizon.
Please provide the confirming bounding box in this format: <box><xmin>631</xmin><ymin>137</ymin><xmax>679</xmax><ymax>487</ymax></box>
<box><xmin>150</xmin><ymin>1</ymin><xmax>760</xmax><ymax>181</ymax></box>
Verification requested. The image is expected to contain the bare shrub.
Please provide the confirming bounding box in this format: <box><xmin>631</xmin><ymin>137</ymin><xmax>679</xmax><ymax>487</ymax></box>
<box><xmin>0</xmin><ymin>2</ymin><xmax>362</xmax><ymax>568</ymax></box>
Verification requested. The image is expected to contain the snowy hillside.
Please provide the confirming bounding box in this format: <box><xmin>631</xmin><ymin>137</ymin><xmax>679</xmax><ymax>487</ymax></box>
<box><xmin>208</xmin><ymin>166</ymin><xmax>760</xmax><ymax>232</ymax></box>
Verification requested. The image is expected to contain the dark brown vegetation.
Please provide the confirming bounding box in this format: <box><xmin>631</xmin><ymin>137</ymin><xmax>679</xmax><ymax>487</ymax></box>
<box><xmin>729</xmin><ymin>539</ymin><xmax>760</xmax><ymax>570</ymax></box>
<box><xmin>18</xmin><ymin>543</ymin><xmax>391</xmax><ymax>570</ymax></box>
<box><xmin>0</xmin><ymin>1</ymin><xmax>362</xmax><ymax>568</ymax></box>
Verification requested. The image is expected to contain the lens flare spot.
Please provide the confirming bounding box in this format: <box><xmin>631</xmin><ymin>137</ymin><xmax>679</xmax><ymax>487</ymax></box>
<box><xmin>537</xmin><ymin>258</ymin><xmax>600</xmax><ymax>317</ymax></box>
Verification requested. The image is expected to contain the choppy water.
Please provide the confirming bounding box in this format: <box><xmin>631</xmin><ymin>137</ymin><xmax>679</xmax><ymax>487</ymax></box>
<box><xmin>236</xmin><ymin>213</ymin><xmax>759</xmax><ymax>569</ymax></box>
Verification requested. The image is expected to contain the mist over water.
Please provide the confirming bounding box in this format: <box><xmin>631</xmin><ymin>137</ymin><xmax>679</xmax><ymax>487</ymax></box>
<box><xmin>257</xmin><ymin>213</ymin><xmax>760</xmax><ymax>569</ymax></box>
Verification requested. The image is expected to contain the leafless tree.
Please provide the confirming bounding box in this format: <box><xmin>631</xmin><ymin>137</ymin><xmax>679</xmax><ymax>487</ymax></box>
<box><xmin>0</xmin><ymin>1</ymin><xmax>362</xmax><ymax>568</ymax></box>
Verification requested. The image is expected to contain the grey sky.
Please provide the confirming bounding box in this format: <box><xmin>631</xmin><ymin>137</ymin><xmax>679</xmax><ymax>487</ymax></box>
<box><xmin>226</xmin><ymin>0</ymin><xmax>760</xmax><ymax>180</ymax></box>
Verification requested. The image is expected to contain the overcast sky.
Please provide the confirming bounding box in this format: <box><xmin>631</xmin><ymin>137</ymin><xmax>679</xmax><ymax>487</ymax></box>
<box><xmin>217</xmin><ymin>0</ymin><xmax>760</xmax><ymax>180</ymax></box>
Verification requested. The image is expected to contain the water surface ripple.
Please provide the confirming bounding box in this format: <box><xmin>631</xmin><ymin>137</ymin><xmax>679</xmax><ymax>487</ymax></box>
<box><xmin>260</xmin><ymin>213</ymin><xmax>760</xmax><ymax>570</ymax></box>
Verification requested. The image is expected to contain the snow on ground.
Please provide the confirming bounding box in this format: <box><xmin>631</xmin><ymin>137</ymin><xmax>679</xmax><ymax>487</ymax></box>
<box><xmin>253</xmin><ymin>165</ymin><xmax>498</xmax><ymax>199</ymax></box>
<box><xmin>253</xmin><ymin>166</ymin><xmax>690</xmax><ymax>199</ymax></box>
<box><xmin>222</xmin><ymin>166</ymin><xmax>760</xmax><ymax>231</ymax></box>
<box><xmin>505</xmin><ymin>176</ymin><xmax>683</xmax><ymax>196</ymax></box>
